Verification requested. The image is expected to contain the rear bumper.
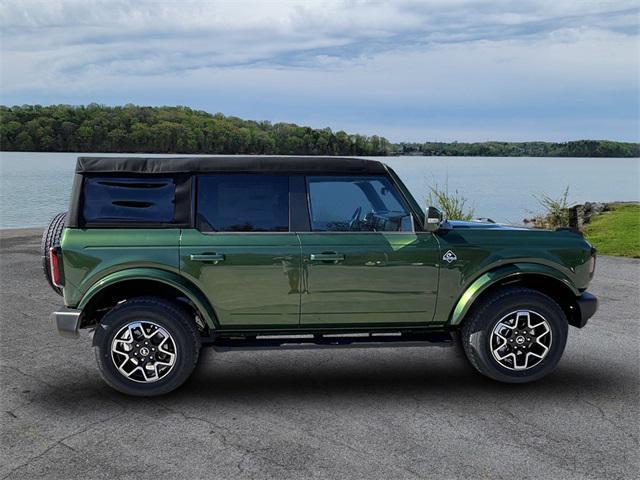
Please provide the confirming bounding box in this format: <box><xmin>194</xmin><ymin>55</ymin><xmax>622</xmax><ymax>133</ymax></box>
<box><xmin>51</xmin><ymin>307</ymin><xmax>82</xmax><ymax>338</ymax></box>
<box><xmin>573</xmin><ymin>292</ymin><xmax>598</xmax><ymax>328</ymax></box>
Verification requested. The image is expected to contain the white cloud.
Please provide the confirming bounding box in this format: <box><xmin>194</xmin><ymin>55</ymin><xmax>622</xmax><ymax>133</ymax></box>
<box><xmin>0</xmin><ymin>0</ymin><xmax>638</xmax><ymax>141</ymax></box>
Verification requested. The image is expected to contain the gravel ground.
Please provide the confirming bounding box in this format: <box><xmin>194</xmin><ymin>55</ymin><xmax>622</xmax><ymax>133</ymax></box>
<box><xmin>1</xmin><ymin>228</ymin><xmax>638</xmax><ymax>480</ymax></box>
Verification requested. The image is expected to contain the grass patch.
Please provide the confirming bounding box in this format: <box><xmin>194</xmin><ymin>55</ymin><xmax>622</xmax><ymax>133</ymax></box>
<box><xmin>584</xmin><ymin>204</ymin><xmax>640</xmax><ymax>258</ymax></box>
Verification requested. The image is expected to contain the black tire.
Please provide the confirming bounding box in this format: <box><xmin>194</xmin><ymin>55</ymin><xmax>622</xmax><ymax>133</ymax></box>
<box><xmin>94</xmin><ymin>297</ymin><xmax>201</xmax><ymax>396</ymax></box>
<box><xmin>41</xmin><ymin>211</ymin><xmax>67</xmax><ymax>296</ymax></box>
<box><xmin>461</xmin><ymin>287</ymin><xmax>568</xmax><ymax>383</ymax></box>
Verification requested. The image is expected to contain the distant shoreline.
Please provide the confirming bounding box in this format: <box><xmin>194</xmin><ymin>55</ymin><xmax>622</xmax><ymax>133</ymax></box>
<box><xmin>2</xmin><ymin>105</ymin><xmax>639</xmax><ymax>158</ymax></box>
<box><xmin>2</xmin><ymin>151</ymin><xmax>639</xmax><ymax>159</ymax></box>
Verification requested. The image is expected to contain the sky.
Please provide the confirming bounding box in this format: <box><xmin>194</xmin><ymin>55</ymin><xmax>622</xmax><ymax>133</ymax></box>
<box><xmin>1</xmin><ymin>0</ymin><xmax>639</xmax><ymax>142</ymax></box>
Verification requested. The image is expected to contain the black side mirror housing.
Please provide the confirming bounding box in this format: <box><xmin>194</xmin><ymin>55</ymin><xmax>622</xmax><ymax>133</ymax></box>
<box><xmin>425</xmin><ymin>206</ymin><xmax>443</xmax><ymax>232</ymax></box>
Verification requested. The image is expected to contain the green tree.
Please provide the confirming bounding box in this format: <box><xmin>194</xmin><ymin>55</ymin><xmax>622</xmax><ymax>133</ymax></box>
<box><xmin>0</xmin><ymin>104</ymin><xmax>637</xmax><ymax>157</ymax></box>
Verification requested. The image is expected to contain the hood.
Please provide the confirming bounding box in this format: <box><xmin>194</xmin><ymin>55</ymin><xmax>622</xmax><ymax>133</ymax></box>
<box><xmin>447</xmin><ymin>220</ymin><xmax>528</xmax><ymax>231</ymax></box>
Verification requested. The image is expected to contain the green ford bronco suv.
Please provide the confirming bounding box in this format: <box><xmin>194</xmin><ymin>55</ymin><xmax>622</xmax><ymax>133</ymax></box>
<box><xmin>45</xmin><ymin>156</ymin><xmax>597</xmax><ymax>396</ymax></box>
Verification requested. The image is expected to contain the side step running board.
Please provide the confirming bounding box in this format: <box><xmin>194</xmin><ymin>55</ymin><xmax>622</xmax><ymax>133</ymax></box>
<box><xmin>210</xmin><ymin>332</ymin><xmax>454</xmax><ymax>352</ymax></box>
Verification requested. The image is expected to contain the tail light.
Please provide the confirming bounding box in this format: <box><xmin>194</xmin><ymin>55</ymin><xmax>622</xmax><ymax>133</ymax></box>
<box><xmin>49</xmin><ymin>246</ymin><xmax>64</xmax><ymax>288</ymax></box>
<box><xmin>588</xmin><ymin>248</ymin><xmax>597</xmax><ymax>279</ymax></box>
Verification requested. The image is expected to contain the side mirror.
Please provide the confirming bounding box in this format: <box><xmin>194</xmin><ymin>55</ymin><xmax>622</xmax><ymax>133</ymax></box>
<box><xmin>425</xmin><ymin>206</ymin><xmax>443</xmax><ymax>232</ymax></box>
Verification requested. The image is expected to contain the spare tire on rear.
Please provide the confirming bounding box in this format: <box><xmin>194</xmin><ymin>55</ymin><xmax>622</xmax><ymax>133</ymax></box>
<box><xmin>41</xmin><ymin>212</ymin><xmax>67</xmax><ymax>295</ymax></box>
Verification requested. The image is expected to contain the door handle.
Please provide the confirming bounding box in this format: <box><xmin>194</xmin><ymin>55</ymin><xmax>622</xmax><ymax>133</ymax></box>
<box><xmin>190</xmin><ymin>253</ymin><xmax>225</xmax><ymax>263</ymax></box>
<box><xmin>309</xmin><ymin>253</ymin><xmax>345</xmax><ymax>262</ymax></box>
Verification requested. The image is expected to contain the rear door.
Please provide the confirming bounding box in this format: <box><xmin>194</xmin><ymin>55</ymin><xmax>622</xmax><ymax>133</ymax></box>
<box><xmin>180</xmin><ymin>174</ymin><xmax>301</xmax><ymax>329</ymax></box>
<box><xmin>298</xmin><ymin>175</ymin><xmax>440</xmax><ymax>326</ymax></box>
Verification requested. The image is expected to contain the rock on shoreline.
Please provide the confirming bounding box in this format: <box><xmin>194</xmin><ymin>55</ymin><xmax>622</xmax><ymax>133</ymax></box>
<box><xmin>523</xmin><ymin>201</ymin><xmax>638</xmax><ymax>230</ymax></box>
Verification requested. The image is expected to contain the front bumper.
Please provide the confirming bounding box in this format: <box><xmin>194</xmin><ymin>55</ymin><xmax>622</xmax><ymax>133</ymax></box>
<box><xmin>51</xmin><ymin>307</ymin><xmax>82</xmax><ymax>338</ymax></box>
<box><xmin>573</xmin><ymin>292</ymin><xmax>598</xmax><ymax>328</ymax></box>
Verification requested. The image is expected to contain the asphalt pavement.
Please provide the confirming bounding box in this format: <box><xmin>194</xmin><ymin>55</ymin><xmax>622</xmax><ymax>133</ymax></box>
<box><xmin>1</xmin><ymin>228</ymin><xmax>638</xmax><ymax>480</ymax></box>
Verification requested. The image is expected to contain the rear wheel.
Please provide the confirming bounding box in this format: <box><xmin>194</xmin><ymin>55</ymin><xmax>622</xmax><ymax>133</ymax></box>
<box><xmin>94</xmin><ymin>297</ymin><xmax>201</xmax><ymax>396</ymax></box>
<box><xmin>461</xmin><ymin>287</ymin><xmax>568</xmax><ymax>383</ymax></box>
<box><xmin>41</xmin><ymin>211</ymin><xmax>67</xmax><ymax>295</ymax></box>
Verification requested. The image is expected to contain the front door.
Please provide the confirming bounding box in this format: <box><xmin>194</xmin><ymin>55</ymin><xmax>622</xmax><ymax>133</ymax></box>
<box><xmin>180</xmin><ymin>174</ymin><xmax>301</xmax><ymax>328</ymax></box>
<box><xmin>299</xmin><ymin>175</ymin><xmax>440</xmax><ymax>326</ymax></box>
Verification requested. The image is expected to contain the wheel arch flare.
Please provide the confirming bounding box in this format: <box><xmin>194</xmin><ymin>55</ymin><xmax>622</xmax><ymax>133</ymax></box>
<box><xmin>77</xmin><ymin>268</ymin><xmax>219</xmax><ymax>332</ymax></box>
<box><xmin>449</xmin><ymin>263</ymin><xmax>580</xmax><ymax>327</ymax></box>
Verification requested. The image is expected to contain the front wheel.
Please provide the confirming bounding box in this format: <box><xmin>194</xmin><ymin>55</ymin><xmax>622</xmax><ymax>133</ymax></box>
<box><xmin>94</xmin><ymin>297</ymin><xmax>201</xmax><ymax>396</ymax></box>
<box><xmin>461</xmin><ymin>287</ymin><xmax>568</xmax><ymax>383</ymax></box>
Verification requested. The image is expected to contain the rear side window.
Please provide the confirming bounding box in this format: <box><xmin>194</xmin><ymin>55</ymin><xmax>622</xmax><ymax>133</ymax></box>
<box><xmin>83</xmin><ymin>177</ymin><xmax>177</xmax><ymax>224</ymax></box>
<box><xmin>197</xmin><ymin>175</ymin><xmax>289</xmax><ymax>232</ymax></box>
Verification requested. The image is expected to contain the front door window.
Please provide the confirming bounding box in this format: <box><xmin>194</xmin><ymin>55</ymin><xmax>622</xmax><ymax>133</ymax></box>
<box><xmin>307</xmin><ymin>176</ymin><xmax>413</xmax><ymax>232</ymax></box>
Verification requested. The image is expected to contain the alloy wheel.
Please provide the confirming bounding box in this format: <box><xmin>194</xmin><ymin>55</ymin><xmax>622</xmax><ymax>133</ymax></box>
<box><xmin>110</xmin><ymin>321</ymin><xmax>177</xmax><ymax>383</ymax></box>
<box><xmin>490</xmin><ymin>310</ymin><xmax>552</xmax><ymax>371</ymax></box>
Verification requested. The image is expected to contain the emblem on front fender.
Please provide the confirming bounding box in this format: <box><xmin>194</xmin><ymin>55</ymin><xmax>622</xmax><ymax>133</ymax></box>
<box><xmin>443</xmin><ymin>250</ymin><xmax>457</xmax><ymax>263</ymax></box>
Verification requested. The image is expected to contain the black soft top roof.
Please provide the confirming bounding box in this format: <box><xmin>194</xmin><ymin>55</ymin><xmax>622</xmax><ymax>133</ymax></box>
<box><xmin>76</xmin><ymin>156</ymin><xmax>388</xmax><ymax>175</ymax></box>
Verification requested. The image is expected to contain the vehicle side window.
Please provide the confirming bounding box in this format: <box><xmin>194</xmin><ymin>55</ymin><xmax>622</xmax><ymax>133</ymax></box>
<box><xmin>83</xmin><ymin>177</ymin><xmax>176</xmax><ymax>223</ymax></box>
<box><xmin>307</xmin><ymin>176</ymin><xmax>412</xmax><ymax>232</ymax></box>
<box><xmin>197</xmin><ymin>175</ymin><xmax>289</xmax><ymax>232</ymax></box>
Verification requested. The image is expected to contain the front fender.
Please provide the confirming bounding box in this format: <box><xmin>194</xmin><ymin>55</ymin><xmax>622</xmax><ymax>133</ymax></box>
<box><xmin>78</xmin><ymin>267</ymin><xmax>217</xmax><ymax>329</ymax></box>
<box><xmin>448</xmin><ymin>262</ymin><xmax>579</xmax><ymax>325</ymax></box>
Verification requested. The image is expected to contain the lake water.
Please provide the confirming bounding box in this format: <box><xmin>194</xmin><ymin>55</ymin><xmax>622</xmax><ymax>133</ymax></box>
<box><xmin>0</xmin><ymin>152</ymin><xmax>638</xmax><ymax>228</ymax></box>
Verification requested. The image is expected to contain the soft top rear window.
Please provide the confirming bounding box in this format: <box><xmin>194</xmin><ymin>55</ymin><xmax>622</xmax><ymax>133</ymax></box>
<box><xmin>83</xmin><ymin>177</ymin><xmax>178</xmax><ymax>224</ymax></box>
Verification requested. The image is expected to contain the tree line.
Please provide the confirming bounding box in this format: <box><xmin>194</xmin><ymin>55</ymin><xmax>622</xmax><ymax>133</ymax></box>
<box><xmin>0</xmin><ymin>104</ymin><xmax>392</xmax><ymax>156</ymax></box>
<box><xmin>1</xmin><ymin>104</ymin><xmax>638</xmax><ymax>157</ymax></box>
<box><xmin>396</xmin><ymin>140</ymin><xmax>639</xmax><ymax>158</ymax></box>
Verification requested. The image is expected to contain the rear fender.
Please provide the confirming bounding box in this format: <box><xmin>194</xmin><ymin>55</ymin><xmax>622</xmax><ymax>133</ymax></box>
<box><xmin>78</xmin><ymin>267</ymin><xmax>218</xmax><ymax>329</ymax></box>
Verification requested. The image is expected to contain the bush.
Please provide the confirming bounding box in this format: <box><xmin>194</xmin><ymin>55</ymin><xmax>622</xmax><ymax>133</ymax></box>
<box><xmin>534</xmin><ymin>186</ymin><xmax>570</xmax><ymax>228</ymax></box>
<box><xmin>428</xmin><ymin>183</ymin><xmax>474</xmax><ymax>220</ymax></box>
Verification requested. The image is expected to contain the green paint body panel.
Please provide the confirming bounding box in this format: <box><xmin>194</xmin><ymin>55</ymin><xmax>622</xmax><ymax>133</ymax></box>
<box><xmin>59</xmin><ymin>168</ymin><xmax>596</xmax><ymax>334</ymax></box>
<box><xmin>433</xmin><ymin>226</ymin><xmax>593</xmax><ymax>326</ymax></box>
<box><xmin>298</xmin><ymin>232</ymin><xmax>440</xmax><ymax>325</ymax></box>
<box><xmin>62</xmin><ymin>228</ymin><xmax>182</xmax><ymax>307</ymax></box>
<box><xmin>180</xmin><ymin>230</ymin><xmax>301</xmax><ymax>328</ymax></box>
<box><xmin>62</xmin><ymin>228</ymin><xmax>217</xmax><ymax>328</ymax></box>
